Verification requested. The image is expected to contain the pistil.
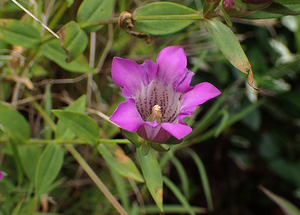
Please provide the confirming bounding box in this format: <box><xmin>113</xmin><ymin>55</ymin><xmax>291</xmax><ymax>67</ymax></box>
<box><xmin>147</xmin><ymin>105</ymin><xmax>162</xmax><ymax>123</ymax></box>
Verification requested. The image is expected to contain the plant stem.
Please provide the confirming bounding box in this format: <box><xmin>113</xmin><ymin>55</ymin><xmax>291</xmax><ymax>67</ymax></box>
<box><xmin>22</xmin><ymin>139</ymin><xmax>131</xmax><ymax>145</ymax></box>
<box><xmin>48</xmin><ymin>1</ymin><xmax>68</xmax><ymax>30</ymax></box>
<box><xmin>65</xmin><ymin>144</ymin><xmax>128</xmax><ymax>215</ymax></box>
<box><xmin>133</xmin><ymin>14</ymin><xmax>203</xmax><ymax>21</ymax></box>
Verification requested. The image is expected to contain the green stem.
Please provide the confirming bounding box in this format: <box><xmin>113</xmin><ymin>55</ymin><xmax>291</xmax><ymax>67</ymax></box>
<box><xmin>22</xmin><ymin>139</ymin><xmax>131</xmax><ymax>145</ymax></box>
<box><xmin>80</xmin><ymin>14</ymin><xmax>203</xmax><ymax>30</ymax></box>
<box><xmin>65</xmin><ymin>144</ymin><xmax>128</xmax><ymax>215</ymax></box>
<box><xmin>48</xmin><ymin>1</ymin><xmax>68</xmax><ymax>30</ymax></box>
<box><xmin>133</xmin><ymin>14</ymin><xmax>203</xmax><ymax>21</ymax></box>
<box><xmin>195</xmin><ymin>99</ymin><xmax>265</xmax><ymax>142</ymax></box>
<box><xmin>26</xmin><ymin>93</ymin><xmax>128</xmax><ymax>214</ymax></box>
<box><xmin>26</xmin><ymin>92</ymin><xmax>56</xmax><ymax>131</ymax></box>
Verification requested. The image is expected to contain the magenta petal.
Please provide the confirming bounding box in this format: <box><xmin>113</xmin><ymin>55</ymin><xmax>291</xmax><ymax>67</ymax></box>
<box><xmin>156</xmin><ymin>46</ymin><xmax>188</xmax><ymax>85</ymax></box>
<box><xmin>157</xmin><ymin>46</ymin><xmax>187</xmax><ymax>71</ymax></box>
<box><xmin>137</xmin><ymin>123</ymin><xmax>171</xmax><ymax>142</ymax></box>
<box><xmin>175</xmin><ymin>68</ymin><xmax>194</xmax><ymax>93</ymax></box>
<box><xmin>181</xmin><ymin>82</ymin><xmax>221</xmax><ymax>113</ymax></box>
<box><xmin>109</xmin><ymin>99</ymin><xmax>143</xmax><ymax>132</ymax></box>
<box><xmin>161</xmin><ymin>123</ymin><xmax>192</xmax><ymax>140</ymax></box>
<box><xmin>0</xmin><ymin>170</ymin><xmax>3</xmax><ymax>181</ymax></box>
<box><xmin>111</xmin><ymin>57</ymin><xmax>158</xmax><ymax>95</ymax></box>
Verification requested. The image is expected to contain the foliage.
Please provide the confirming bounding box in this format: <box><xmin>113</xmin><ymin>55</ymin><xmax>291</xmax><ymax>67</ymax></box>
<box><xmin>0</xmin><ymin>0</ymin><xmax>300</xmax><ymax>214</ymax></box>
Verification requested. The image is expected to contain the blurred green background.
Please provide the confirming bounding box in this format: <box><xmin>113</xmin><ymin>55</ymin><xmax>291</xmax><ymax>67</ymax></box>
<box><xmin>0</xmin><ymin>0</ymin><xmax>300</xmax><ymax>214</ymax></box>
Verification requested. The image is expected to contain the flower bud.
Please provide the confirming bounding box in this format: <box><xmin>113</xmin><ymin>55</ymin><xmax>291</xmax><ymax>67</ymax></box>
<box><xmin>221</xmin><ymin>0</ymin><xmax>274</xmax><ymax>17</ymax></box>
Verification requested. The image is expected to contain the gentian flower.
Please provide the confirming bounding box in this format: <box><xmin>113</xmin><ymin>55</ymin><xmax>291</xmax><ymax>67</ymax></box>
<box><xmin>110</xmin><ymin>46</ymin><xmax>221</xmax><ymax>143</ymax></box>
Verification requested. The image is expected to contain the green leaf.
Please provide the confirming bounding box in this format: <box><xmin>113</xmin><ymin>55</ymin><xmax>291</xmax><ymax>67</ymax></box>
<box><xmin>52</xmin><ymin>110</ymin><xmax>99</xmax><ymax>145</ymax></box>
<box><xmin>120</xmin><ymin>129</ymin><xmax>141</xmax><ymax>148</ymax></box>
<box><xmin>77</xmin><ymin>0</ymin><xmax>114</xmax><ymax>32</ymax></box>
<box><xmin>11</xmin><ymin>194</ymin><xmax>26</xmax><ymax>215</ymax></box>
<box><xmin>263</xmin><ymin>2</ymin><xmax>300</xmax><ymax>15</ymax></box>
<box><xmin>19</xmin><ymin>145</ymin><xmax>42</xmax><ymax>182</ymax></box>
<box><xmin>109</xmin><ymin>168</ymin><xmax>130</xmax><ymax>211</ymax></box>
<box><xmin>0</xmin><ymin>102</ymin><xmax>31</xmax><ymax>143</ymax></box>
<box><xmin>0</xmin><ymin>19</ymin><xmax>40</xmax><ymax>48</ymax></box>
<box><xmin>137</xmin><ymin>148</ymin><xmax>163</xmax><ymax>211</ymax></box>
<box><xmin>184</xmin><ymin>148</ymin><xmax>214</xmax><ymax>212</ymax></box>
<box><xmin>214</xmin><ymin>109</ymin><xmax>229</xmax><ymax>137</ymax></box>
<box><xmin>55</xmin><ymin>95</ymin><xmax>86</xmax><ymax>140</ymax></box>
<box><xmin>133</xmin><ymin>2</ymin><xmax>198</xmax><ymax>35</ymax></box>
<box><xmin>259</xmin><ymin>185</ymin><xmax>300</xmax><ymax>215</ymax></box>
<box><xmin>244</xmin><ymin>11</ymin><xmax>283</xmax><ymax>19</ymax></box>
<box><xmin>35</xmin><ymin>142</ymin><xmax>64</xmax><ymax>197</ymax></box>
<box><xmin>163</xmin><ymin>176</ymin><xmax>196</xmax><ymax>215</ymax></box>
<box><xmin>144</xmin><ymin>205</ymin><xmax>207</xmax><ymax>214</ymax></box>
<box><xmin>220</xmin><ymin>0</ymin><xmax>232</xmax><ymax>27</ymax></box>
<box><xmin>66</xmin><ymin>0</ymin><xmax>74</xmax><ymax>7</ymax></box>
<box><xmin>245</xmin><ymin>1</ymin><xmax>300</xmax><ymax>19</ymax></box>
<box><xmin>40</xmin><ymin>39</ymin><xmax>93</xmax><ymax>73</ymax></box>
<box><xmin>25</xmin><ymin>198</ymin><xmax>37</xmax><ymax>215</ymax></box>
<box><xmin>57</xmin><ymin>21</ymin><xmax>88</xmax><ymax>62</ymax></box>
<box><xmin>203</xmin><ymin>1</ymin><xmax>219</xmax><ymax>16</ymax></box>
<box><xmin>98</xmin><ymin>143</ymin><xmax>144</xmax><ymax>182</ymax></box>
<box><xmin>204</xmin><ymin>18</ymin><xmax>258</xmax><ymax>90</ymax></box>
<box><xmin>43</xmin><ymin>84</ymin><xmax>52</xmax><ymax>140</ymax></box>
<box><xmin>170</xmin><ymin>156</ymin><xmax>190</xmax><ymax>199</ymax></box>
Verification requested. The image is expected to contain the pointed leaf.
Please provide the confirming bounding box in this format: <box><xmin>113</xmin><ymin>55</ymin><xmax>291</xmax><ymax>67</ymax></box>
<box><xmin>55</xmin><ymin>95</ymin><xmax>86</xmax><ymax>140</ymax></box>
<box><xmin>214</xmin><ymin>110</ymin><xmax>229</xmax><ymax>137</ymax></box>
<box><xmin>184</xmin><ymin>148</ymin><xmax>214</xmax><ymax>212</ymax></box>
<box><xmin>25</xmin><ymin>198</ymin><xmax>37</xmax><ymax>215</ymax></box>
<box><xmin>35</xmin><ymin>142</ymin><xmax>64</xmax><ymax>197</ymax></box>
<box><xmin>133</xmin><ymin>2</ymin><xmax>198</xmax><ymax>35</ymax></box>
<box><xmin>163</xmin><ymin>176</ymin><xmax>196</xmax><ymax>215</ymax></box>
<box><xmin>259</xmin><ymin>185</ymin><xmax>300</xmax><ymax>215</ymax></box>
<box><xmin>40</xmin><ymin>39</ymin><xmax>93</xmax><ymax>73</ymax></box>
<box><xmin>0</xmin><ymin>102</ymin><xmax>31</xmax><ymax>143</ymax></box>
<box><xmin>57</xmin><ymin>21</ymin><xmax>88</xmax><ymax>62</ymax></box>
<box><xmin>137</xmin><ymin>148</ymin><xmax>163</xmax><ymax>211</ymax></box>
<box><xmin>52</xmin><ymin>110</ymin><xmax>99</xmax><ymax>145</ymax></box>
<box><xmin>98</xmin><ymin>143</ymin><xmax>144</xmax><ymax>182</ymax></box>
<box><xmin>0</xmin><ymin>19</ymin><xmax>40</xmax><ymax>48</ymax></box>
<box><xmin>11</xmin><ymin>194</ymin><xmax>26</xmax><ymax>215</ymax></box>
<box><xmin>77</xmin><ymin>0</ymin><xmax>114</xmax><ymax>32</ymax></box>
<box><xmin>19</xmin><ymin>145</ymin><xmax>42</xmax><ymax>182</ymax></box>
<box><xmin>204</xmin><ymin>18</ymin><xmax>258</xmax><ymax>90</ymax></box>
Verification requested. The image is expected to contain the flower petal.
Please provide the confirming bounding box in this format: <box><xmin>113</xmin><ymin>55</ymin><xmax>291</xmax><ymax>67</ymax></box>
<box><xmin>0</xmin><ymin>170</ymin><xmax>3</xmax><ymax>181</ymax></box>
<box><xmin>161</xmin><ymin>123</ymin><xmax>192</xmax><ymax>140</ymax></box>
<box><xmin>180</xmin><ymin>82</ymin><xmax>221</xmax><ymax>113</ymax></box>
<box><xmin>175</xmin><ymin>68</ymin><xmax>194</xmax><ymax>93</ymax></box>
<box><xmin>112</xmin><ymin>57</ymin><xmax>158</xmax><ymax>95</ymax></box>
<box><xmin>109</xmin><ymin>99</ymin><xmax>143</xmax><ymax>132</ymax></box>
<box><xmin>156</xmin><ymin>46</ymin><xmax>188</xmax><ymax>87</ymax></box>
<box><xmin>137</xmin><ymin>122</ymin><xmax>171</xmax><ymax>142</ymax></box>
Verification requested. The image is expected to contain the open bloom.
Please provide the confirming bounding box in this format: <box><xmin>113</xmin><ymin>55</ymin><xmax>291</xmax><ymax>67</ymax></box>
<box><xmin>110</xmin><ymin>46</ymin><xmax>221</xmax><ymax>143</ymax></box>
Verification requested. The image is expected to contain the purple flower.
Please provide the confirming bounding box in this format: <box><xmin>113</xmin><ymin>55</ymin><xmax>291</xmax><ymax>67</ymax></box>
<box><xmin>110</xmin><ymin>46</ymin><xmax>221</xmax><ymax>143</ymax></box>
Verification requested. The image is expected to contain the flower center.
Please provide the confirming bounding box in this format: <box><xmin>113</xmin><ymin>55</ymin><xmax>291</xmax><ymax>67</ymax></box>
<box><xmin>146</xmin><ymin>105</ymin><xmax>162</xmax><ymax>123</ymax></box>
<box><xmin>134</xmin><ymin>79</ymin><xmax>182</xmax><ymax>123</ymax></box>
